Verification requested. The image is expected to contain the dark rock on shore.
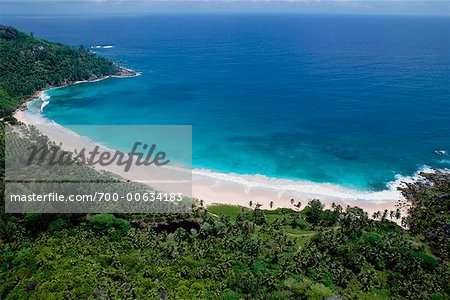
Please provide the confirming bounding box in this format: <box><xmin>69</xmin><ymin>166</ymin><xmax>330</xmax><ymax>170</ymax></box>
<box><xmin>115</xmin><ymin>66</ymin><xmax>137</xmax><ymax>77</ymax></box>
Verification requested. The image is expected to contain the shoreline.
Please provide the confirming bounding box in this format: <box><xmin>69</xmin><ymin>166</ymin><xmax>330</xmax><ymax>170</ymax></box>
<box><xmin>192</xmin><ymin>167</ymin><xmax>412</xmax><ymax>215</ymax></box>
<box><xmin>16</xmin><ymin>66</ymin><xmax>139</xmax><ymax>113</ymax></box>
<box><xmin>13</xmin><ymin>69</ymin><xmax>412</xmax><ymax>216</ymax></box>
<box><xmin>14</xmin><ymin>121</ymin><xmax>407</xmax><ymax>217</ymax></box>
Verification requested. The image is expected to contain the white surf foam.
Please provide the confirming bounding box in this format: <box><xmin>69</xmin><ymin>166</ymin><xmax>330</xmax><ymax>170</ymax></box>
<box><xmin>435</xmin><ymin>149</ymin><xmax>448</xmax><ymax>156</ymax></box>
<box><xmin>192</xmin><ymin>168</ymin><xmax>400</xmax><ymax>205</ymax></box>
<box><xmin>39</xmin><ymin>91</ymin><xmax>50</xmax><ymax>112</ymax></box>
<box><xmin>90</xmin><ymin>45</ymin><xmax>114</xmax><ymax>49</ymax></box>
<box><xmin>192</xmin><ymin>164</ymin><xmax>450</xmax><ymax>209</ymax></box>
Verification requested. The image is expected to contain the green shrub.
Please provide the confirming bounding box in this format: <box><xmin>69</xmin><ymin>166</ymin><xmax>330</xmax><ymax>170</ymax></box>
<box><xmin>48</xmin><ymin>219</ymin><xmax>70</xmax><ymax>232</ymax></box>
<box><xmin>87</xmin><ymin>214</ymin><xmax>130</xmax><ymax>233</ymax></box>
<box><xmin>219</xmin><ymin>290</ymin><xmax>239</xmax><ymax>300</ymax></box>
<box><xmin>412</xmin><ymin>251</ymin><xmax>438</xmax><ymax>269</ymax></box>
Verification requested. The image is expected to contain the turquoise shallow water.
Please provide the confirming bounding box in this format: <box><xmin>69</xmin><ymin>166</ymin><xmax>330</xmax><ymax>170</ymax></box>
<box><xmin>8</xmin><ymin>15</ymin><xmax>450</xmax><ymax>191</ymax></box>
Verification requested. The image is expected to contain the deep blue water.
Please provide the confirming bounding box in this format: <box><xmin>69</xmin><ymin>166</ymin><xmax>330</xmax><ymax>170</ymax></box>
<box><xmin>5</xmin><ymin>15</ymin><xmax>450</xmax><ymax>190</ymax></box>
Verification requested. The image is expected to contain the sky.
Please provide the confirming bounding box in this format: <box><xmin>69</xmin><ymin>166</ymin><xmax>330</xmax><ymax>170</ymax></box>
<box><xmin>1</xmin><ymin>0</ymin><xmax>449</xmax><ymax>16</ymax></box>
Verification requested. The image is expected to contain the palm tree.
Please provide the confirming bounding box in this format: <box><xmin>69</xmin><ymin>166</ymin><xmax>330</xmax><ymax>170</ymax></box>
<box><xmin>372</xmin><ymin>211</ymin><xmax>381</xmax><ymax>220</ymax></box>
<box><xmin>253</xmin><ymin>203</ymin><xmax>262</xmax><ymax>220</ymax></box>
<box><xmin>389</xmin><ymin>210</ymin><xmax>395</xmax><ymax>220</ymax></box>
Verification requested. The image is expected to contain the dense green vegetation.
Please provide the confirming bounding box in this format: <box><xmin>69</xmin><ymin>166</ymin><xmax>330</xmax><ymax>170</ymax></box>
<box><xmin>398</xmin><ymin>172</ymin><xmax>450</xmax><ymax>261</ymax></box>
<box><xmin>1</xmin><ymin>195</ymin><xmax>449</xmax><ymax>299</ymax></box>
<box><xmin>0</xmin><ymin>25</ymin><xmax>120</xmax><ymax>120</ymax></box>
<box><xmin>0</xmin><ymin>26</ymin><xmax>449</xmax><ymax>299</ymax></box>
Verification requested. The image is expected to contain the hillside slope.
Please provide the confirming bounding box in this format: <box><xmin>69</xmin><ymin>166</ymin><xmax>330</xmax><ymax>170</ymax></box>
<box><xmin>0</xmin><ymin>25</ymin><xmax>129</xmax><ymax>119</ymax></box>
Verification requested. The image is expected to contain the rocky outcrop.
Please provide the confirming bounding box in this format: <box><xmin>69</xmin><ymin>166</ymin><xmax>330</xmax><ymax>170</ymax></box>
<box><xmin>115</xmin><ymin>66</ymin><xmax>137</xmax><ymax>77</ymax></box>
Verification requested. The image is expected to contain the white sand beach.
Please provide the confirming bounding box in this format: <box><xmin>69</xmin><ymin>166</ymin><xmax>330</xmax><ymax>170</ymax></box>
<box><xmin>14</xmin><ymin>96</ymin><xmax>407</xmax><ymax>216</ymax></box>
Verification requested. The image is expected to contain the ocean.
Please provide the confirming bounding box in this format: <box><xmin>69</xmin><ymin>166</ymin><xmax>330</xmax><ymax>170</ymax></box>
<box><xmin>5</xmin><ymin>14</ymin><xmax>450</xmax><ymax>192</ymax></box>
